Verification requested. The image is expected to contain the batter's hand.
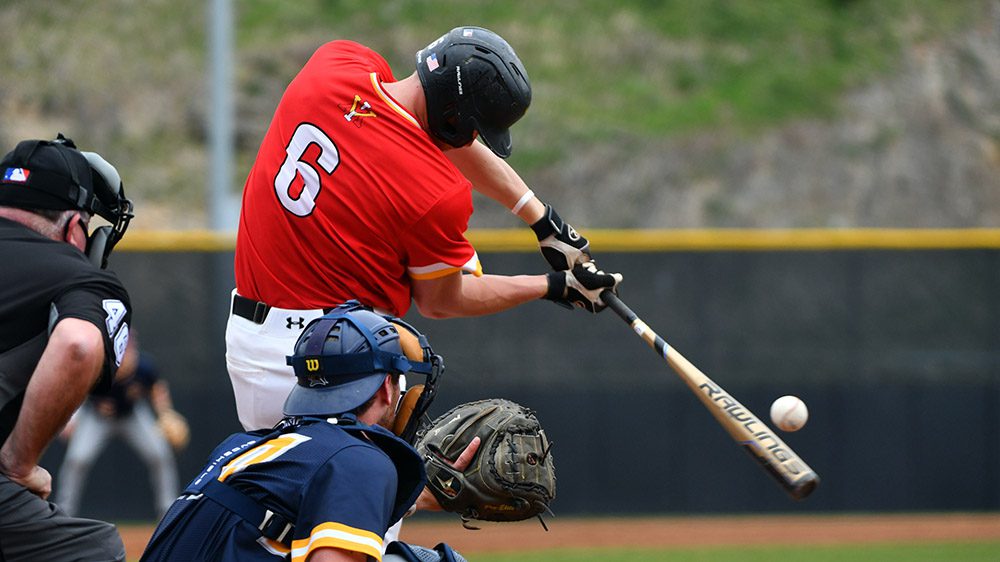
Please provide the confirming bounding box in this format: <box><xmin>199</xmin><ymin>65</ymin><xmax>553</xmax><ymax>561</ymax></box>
<box><xmin>545</xmin><ymin>261</ymin><xmax>623</xmax><ymax>313</ymax></box>
<box><xmin>531</xmin><ymin>204</ymin><xmax>590</xmax><ymax>271</ymax></box>
<box><xmin>414</xmin><ymin>436</ymin><xmax>481</xmax><ymax>513</ymax></box>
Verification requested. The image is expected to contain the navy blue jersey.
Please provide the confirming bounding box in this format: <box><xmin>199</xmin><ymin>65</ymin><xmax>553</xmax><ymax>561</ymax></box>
<box><xmin>141</xmin><ymin>418</ymin><xmax>425</xmax><ymax>562</ymax></box>
<box><xmin>89</xmin><ymin>352</ymin><xmax>159</xmax><ymax>417</ymax></box>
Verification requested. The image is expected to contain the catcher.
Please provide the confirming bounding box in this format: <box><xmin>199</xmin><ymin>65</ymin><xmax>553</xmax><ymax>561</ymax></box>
<box><xmin>142</xmin><ymin>304</ymin><xmax>474</xmax><ymax>561</ymax></box>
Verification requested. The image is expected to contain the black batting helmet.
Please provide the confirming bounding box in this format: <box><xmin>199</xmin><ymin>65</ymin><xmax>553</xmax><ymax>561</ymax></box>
<box><xmin>415</xmin><ymin>26</ymin><xmax>531</xmax><ymax>159</ymax></box>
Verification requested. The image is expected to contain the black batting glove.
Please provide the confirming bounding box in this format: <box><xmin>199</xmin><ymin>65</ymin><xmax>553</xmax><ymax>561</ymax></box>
<box><xmin>544</xmin><ymin>261</ymin><xmax>623</xmax><ymax>313</ymax></box>
<box><xmin>531</xmin><ymin>204</ymin><xmax>590</xmax><ymax>271</ymax></box>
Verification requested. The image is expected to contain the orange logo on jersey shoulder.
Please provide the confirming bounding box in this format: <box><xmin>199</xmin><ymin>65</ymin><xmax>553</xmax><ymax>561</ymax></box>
<box><xmin>340</xmin><ymin>95</ymin><xmax>376</xmax><ymax>127</ymax></box>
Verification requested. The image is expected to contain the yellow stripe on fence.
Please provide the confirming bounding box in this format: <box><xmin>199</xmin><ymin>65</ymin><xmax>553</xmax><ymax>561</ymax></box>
<box><xmin>116</xmin><ymin>229</ymin><xmax>1000</xmax><ymax>253</ymax></box>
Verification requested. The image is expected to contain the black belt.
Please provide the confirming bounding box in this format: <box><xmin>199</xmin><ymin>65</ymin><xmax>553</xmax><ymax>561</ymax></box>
<box><xmin>232</xmin><ymin>295</ymin><xmax>364</xmax><ymax>324</ymax></box>
<box><xmin>231</xmin><ymin>294</ymin><xmax>271</xmax><ymax>324</ymax></box>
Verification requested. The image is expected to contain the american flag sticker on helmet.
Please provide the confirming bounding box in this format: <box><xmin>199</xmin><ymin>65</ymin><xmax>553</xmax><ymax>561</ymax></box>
<box><xmin>426</xmin><ymin>53</ymin><xmax>439</xmax><ymax>72</ymax></box>
<box><xmin>2</xmin><ymin>167</ymin><xmax>30</xmax><ymax>184</ymax></box>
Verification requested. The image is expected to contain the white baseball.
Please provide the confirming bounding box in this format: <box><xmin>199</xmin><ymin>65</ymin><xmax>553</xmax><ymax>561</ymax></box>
<box><xmin>770</xmin><ymin>395</ymin><xmax>808</xmax><ymax>432</ymax></box>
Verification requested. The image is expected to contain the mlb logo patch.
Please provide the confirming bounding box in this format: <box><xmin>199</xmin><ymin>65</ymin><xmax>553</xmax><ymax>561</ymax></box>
<box><xmin>462</xmin><ymin>29</ymin><xmax>474</xmax><ymax>37</ymax></box>
<box><xmin>426</xmin><ymin>53</ymin><xmax>439</xmax><ymax>72</ymax></box>
<box><xmin>2</xmin><ymin>167</ymin><xmax>30</xmax><ymax>184</ymax></box>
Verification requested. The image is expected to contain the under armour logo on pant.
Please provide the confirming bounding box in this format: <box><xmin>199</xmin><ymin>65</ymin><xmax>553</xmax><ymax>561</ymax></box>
<box><xmin>286</xmin><ymin>317</ymin><xmax>305</xmax><ymax>329</ymax></box>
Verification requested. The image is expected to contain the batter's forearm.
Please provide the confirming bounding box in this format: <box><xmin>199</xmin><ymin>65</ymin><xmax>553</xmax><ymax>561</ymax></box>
<box><xmin>447</xmin><ymin>142</ymin><xmax>545</xmax><ymax>224</ymax></box>
<box><xmin>412</xmin><ymin>273</ymin><xmax>548</xmax><ymax>319</ymax></box>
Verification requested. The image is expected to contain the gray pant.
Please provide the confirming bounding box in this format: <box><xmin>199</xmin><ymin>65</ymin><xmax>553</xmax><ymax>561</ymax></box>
<box><xmin>0</xmin><ymin>474</ymin><xmax>125</xmax><ymax>561</ymax></box>
<box><xmin>56</xmin><ymin>401</ymin><xmax>179</xmax><ymax>518</ymax></box>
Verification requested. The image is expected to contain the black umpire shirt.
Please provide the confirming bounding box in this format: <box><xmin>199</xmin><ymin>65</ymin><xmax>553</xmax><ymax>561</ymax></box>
<box><xmin>0</xmin><ymin>216</ymin><xmax>132</xmax><ymax>444</ymax></box>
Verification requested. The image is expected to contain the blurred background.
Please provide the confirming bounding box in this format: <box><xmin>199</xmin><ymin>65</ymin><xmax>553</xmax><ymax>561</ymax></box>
<box><xmin>1</xmin><ymin>0</ymin><xmax>997</xmax><ymax>522</ymax></box>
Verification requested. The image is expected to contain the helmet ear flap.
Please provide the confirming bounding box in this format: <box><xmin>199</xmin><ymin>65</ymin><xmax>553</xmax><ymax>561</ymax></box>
<box><xmin>394</xmin><ymin>321</ymin><xmax>425</xmax><ymax>362</ymax></box>
<box><xmin>389</xmin><ymin>320</ymin><xmax>441</xmax><ymax>443</ymax></box>
<box><xmin>392</xmin><ymin>384</ymin><xmax>425</xmax><ymax>438</ymax></box>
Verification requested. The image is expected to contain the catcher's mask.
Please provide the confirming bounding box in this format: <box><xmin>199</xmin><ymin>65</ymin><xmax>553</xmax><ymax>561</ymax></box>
<box><xmin>0</xmin><ymin>134</ymin><xmax>133</xmax><ymax>268</ymax></box>
<box><xmin>284</xmin><ymin>302</ymin><xmax>442</xmax><ymax>442</ymax></box>
<box><xmin>415</xmin><ymin>26</ymin><xmax>531</xmax><ymax>158</ymax></box>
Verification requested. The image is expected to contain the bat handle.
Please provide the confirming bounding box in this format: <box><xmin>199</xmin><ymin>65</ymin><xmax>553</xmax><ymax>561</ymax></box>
<box><xmin>600</xmin><ymin>291</ymin><xmax>635</xmax><ymax>323</ymax></box>
<box><xmin>601</xmin><ymin>291</ymin><xmax>669</xmax><ymax>357</ymax></box>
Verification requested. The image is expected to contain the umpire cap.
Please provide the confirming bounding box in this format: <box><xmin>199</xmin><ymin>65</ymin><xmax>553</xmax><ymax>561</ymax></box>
<box><xmin>284</xmin><ymin>303</ymin><xmax>417</xmax><ymax>418</ymax></box>
<box><xmin>415</xmin><ymin>26</ymin><xmax>531</xmax><ymax>158</ymax></box>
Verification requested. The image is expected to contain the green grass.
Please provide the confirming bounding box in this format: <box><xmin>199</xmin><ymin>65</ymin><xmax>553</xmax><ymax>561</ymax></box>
<box><xmin>239</xmin><ymin>0</ymin><xmax>983</xmax><ymax>139</ymax></box>
<box><xmin>471</xmin><ymin>541</ymin><xmax>1000</xmax><ymax>562</ymax></box>
<box><xmin>2</xmin><ymin>0</ymin><xmax>989</xmax><ymax>215</ymax></box>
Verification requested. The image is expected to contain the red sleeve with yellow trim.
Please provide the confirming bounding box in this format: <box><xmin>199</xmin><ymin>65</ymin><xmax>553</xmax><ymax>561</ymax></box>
<box><xmin>404</xmin><ymin>185</ymin><xmax>482</xmax><ymax>281</ymax></box>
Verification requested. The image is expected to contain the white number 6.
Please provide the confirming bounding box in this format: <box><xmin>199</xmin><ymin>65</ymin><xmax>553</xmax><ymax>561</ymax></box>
<box><xmin>273</xmin><ymin>123</ymin><xmax>340</xmax><ymax>216</ymax></box>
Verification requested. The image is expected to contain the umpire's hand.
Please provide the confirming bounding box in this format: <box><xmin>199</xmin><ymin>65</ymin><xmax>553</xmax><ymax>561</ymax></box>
<box><xmin>0</xmin><ymin>460</ymin><xmax>52</xmax><ymax>499</ymax></box>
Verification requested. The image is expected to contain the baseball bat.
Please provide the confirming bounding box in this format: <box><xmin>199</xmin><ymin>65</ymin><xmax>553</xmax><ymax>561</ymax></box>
<box><xmin>600</xmin><ymin>291</ymin><xmax>820</xmax><ymax>500</ymax></box>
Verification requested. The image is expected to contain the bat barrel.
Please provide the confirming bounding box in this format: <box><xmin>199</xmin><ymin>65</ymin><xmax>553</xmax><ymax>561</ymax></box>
<box><xmin>601</xmin><ymin>290</ymin><xmax>821</xmax><ymax>501</ymax></box>
<box><xmin>792</xmin><ymin>473</ymin><xmax>820</xmax><ymax>500</ymax></box>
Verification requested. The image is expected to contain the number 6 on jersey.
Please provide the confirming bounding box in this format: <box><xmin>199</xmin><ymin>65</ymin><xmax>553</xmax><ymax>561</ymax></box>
<box><xmin>274</xmin><ymin>123</ymin><xmax>340</xmax><ymax>217</ymax></box>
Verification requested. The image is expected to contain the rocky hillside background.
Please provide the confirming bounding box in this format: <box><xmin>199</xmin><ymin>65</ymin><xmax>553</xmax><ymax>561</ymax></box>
<box><xmin>1</xmin><ymin>0</ymin><xmax>997</xmax><ymax>230</ymax></box>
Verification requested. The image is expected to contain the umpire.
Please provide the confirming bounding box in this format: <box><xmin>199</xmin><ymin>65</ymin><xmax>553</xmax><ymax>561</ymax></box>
<box><xmin>0</xmin><ymin>135</ymin><xmax>133</xmax><ymax>561</ymax></box>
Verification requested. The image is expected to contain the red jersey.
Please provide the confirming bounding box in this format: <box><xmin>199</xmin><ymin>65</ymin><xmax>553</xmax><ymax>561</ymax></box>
<box><xmin>234</xmin><ymin>41</ymin><xmax>481</xmax><ymax>316</ymax></box>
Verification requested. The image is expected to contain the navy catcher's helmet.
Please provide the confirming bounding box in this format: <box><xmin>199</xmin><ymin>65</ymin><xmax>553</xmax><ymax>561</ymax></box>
<box><xmin>284</xmin><ymin>303</ymin><xmax>442</xmax><ymax>436</ymax></box>
<box><xmin>0</xmin><ymin>134</ymin><xmax>133</xmax><ymax>268</ymax></box>
<box><xmin>415</xmin><ymin>26</ymin><xmax>531</xmax><ymax>158</ymax></box>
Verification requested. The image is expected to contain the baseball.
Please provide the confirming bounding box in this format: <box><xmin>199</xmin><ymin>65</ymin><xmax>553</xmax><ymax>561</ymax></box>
<box><xmin>770</xmin><ymin>395</ymin><xmax>808</xmax><ymax>432</ymax></box>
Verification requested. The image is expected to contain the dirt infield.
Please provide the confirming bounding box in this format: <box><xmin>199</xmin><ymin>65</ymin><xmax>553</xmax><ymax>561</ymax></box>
<box><xmin>120</xmin><ymin>512</ymin><xmax>1000</xmax><ymax>558</ymax></box>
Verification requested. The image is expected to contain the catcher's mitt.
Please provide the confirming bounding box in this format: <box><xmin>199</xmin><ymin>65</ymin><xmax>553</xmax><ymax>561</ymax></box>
<box><xmin>416</xmin><ymin>399</ymin><xmax>555</xmax><ymax>528</ymax></box>
<box><xmin>157</xmin><ymin>409</ymin><xmax>190</xmax><ymax>451</ymax></box>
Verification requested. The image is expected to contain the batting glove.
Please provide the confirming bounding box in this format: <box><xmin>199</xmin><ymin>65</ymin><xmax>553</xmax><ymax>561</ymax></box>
<box><xmin>545</xmin><ymin>261</ymin><xmax>623</xmax><ymax>313</ymax></box>
<box><xmin>531</xmin><ymin>204</ymin><xmax>590</xmax><ymax>271</ymax></box>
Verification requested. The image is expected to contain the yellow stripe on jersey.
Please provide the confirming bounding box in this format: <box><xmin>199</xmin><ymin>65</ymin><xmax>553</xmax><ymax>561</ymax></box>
<box><xmin>256</xmin><ymin>537</ymin><xmax>291</xmax><ymax>557</ymax></box>
<box><xmin>371</xmin><ymin>73</ymin><xmax>420</xmax><ymax>129</ymax></box>
<box><xmin>218</xmin><ymin>433</ymin><xmax>312</xmax><ymax>482</ymax></box>
<box><xmin>291</xmin><ymin>522</ymin><xmax>384</xmax><ymax>562</ymax></box>
<box><xmin>408</xmin><ymin>253</ymin><xmax>483</xmax><ymax>280</ymax></box>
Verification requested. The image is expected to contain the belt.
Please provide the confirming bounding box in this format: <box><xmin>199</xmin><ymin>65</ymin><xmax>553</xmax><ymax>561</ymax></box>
<box><xmin>233</xmin><ymin>295</ymin><xmax>387</xmax><ymax>325</ymax></box>
<box><xmin>231</xmin><ymin>294</ymin><xmax>272</xmax><ymax>324</ymax></box>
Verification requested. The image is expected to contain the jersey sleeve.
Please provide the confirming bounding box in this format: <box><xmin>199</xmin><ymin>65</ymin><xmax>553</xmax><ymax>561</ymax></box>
<box><xmin>51</xmin><ymin>271</ymin><xmax>132</xmax><ymax>385</ymax></box>
<box><xmin>291</xmin><ymin>444</ymin><xmax>398</xmax><ymax>562</ymax></box>
<box><xmin>403</xmin><ymin>186</ymin><xmax>482</xmax><ymax>280</ymax></box>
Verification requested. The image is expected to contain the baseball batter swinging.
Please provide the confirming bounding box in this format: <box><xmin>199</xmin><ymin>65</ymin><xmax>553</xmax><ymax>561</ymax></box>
<box><xmin>228</xmin><ymin>26</ymin><xmax>622</xmax><ymax>431</ymax></box>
